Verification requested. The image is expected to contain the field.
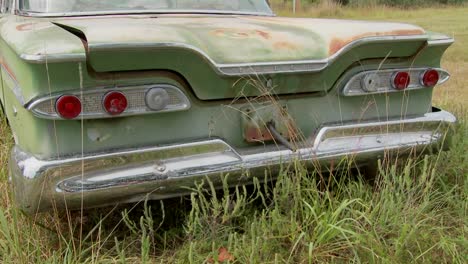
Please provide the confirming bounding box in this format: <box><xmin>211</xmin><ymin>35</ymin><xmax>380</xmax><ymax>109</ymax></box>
<box><xmin>0</xmin><ymin>5</ymin><xmax>467</xmax><ymax>264</ymax></box>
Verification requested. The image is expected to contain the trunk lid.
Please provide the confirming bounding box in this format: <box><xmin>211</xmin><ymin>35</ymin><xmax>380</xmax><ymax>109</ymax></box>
<box><xmin>53</xmin><ymin>15</ymin><xmax>428</xmax><ymax>99</ymax></box>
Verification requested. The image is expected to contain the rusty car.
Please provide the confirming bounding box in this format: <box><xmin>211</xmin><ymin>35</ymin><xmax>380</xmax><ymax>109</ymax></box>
<box><xmin>0</xmin><ymin>0</ymin><xmax>456</xmax><ymax>213</ymax></box>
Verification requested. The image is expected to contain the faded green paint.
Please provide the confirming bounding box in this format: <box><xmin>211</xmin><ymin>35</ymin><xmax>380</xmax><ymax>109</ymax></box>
<box><xmin>1</xmin><ymin>57</ymin><xmax>443</xmax><ymax>159</ymax></box>
<box><xmin>0</xmin><ymin>13</ymin><xmax>452</xmax><ymax>159</ymax></box>
<box><xmin>0</xmin><ymin>14</ymin><xmax>430</xmax><ymax>101</ymax></box>
<box><xmin>0</xmin><ymin>18</ymin><xmax>85</xmax><ymax>58</ymax></box>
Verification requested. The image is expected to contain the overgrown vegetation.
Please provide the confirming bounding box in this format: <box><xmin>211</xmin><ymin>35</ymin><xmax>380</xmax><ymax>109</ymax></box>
<box><xmin>0</xmin><ymin>5</ymin><xmax>467</xmax><ymax>264</ymax></box>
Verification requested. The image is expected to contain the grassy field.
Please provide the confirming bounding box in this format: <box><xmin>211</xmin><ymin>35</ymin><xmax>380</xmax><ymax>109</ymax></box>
<box><xmin>0</xmin><ymin>5</ymin><xmax>467</xmax><ymax>264</ymax></box>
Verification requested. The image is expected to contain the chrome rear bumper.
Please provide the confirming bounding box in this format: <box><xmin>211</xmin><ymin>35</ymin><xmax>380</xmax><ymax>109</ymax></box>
<box><xmin>10</xmin><ymin>109</ymin><xmax>456</xmax><ymax>213</ymax></box>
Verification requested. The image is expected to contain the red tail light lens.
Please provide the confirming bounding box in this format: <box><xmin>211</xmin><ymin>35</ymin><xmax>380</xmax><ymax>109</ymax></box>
<box><xmin>103</xmin><ymin>91</ymin><xmax>128</xmax><ymax>115</ymax></box>
<box><xmin>421</xmin><ymin>69</ymin><xmax>439</xmax><ymax>87</ymax></box>
<box><xmin>56</xmin><ymin>95</ymin><xmax>82</xmax><ymax>119</ymax></box>
<box><xmin>392</xmin><ymin>72</ymin><xmax>411</xmax><ymax>90</ymax></box>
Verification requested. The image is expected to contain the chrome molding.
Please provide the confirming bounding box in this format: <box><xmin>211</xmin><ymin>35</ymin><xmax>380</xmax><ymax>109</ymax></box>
<box><xmin>10</xmin><ymin>109</ymin><xmax>456</xmax><ymax>212</ymax></box>
<box><xmin>20</xmin><ymin>35</ymin><xmax>430</xmax><ymax>76</ymax></box>
<box><xmin>19</xmin><ymin>53</ymin><xmax>87</xmax><ymax>63</ymax></box>
<box><xmin>27</xmin><ymin>84</ymin><xmax>191</xmax><ymax>120</ymax></box>
<box><xmin>217</xmin><ymin>60</ymin><xmax>329</xmax><ymax>75</ymax></box>
<box><xmin>342</xmin><ymin>68</ymin><xmax>450</xmax><ymax>96</ymax></box>
<box><xmin>427</xmin><ymin>38</ymin><xmax>455</xmax><ymax>47</ymax></box>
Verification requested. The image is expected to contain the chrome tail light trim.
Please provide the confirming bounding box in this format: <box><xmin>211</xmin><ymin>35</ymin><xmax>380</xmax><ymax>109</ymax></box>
<box><xmin>27</xmin><ymin>84</ymin><xmax>191</xmax><ymax>120</ymax></box>
<box><xmin>342</xmin><ymin>68</ymin><xmax>450</xmax><ymax>96</ymax></box>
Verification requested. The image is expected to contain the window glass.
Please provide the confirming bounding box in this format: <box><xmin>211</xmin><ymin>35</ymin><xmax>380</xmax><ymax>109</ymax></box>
<box><xmin>21</xmin><ymin>0</ymin><xmax>272</xmax><ymax>14</ymax></box>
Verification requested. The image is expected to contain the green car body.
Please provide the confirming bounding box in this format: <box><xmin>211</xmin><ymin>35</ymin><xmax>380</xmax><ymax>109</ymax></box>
<box><xmin>0</xmin><ymin>0</ymin><xmax>456</xmax><ymax>213</ymax></box>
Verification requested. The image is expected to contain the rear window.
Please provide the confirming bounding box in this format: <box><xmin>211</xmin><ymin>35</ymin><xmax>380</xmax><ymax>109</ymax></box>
<box><xmin>20</xmin><ymin>0</ymin><xmax>273</xmax><ymax>15</ymax></box>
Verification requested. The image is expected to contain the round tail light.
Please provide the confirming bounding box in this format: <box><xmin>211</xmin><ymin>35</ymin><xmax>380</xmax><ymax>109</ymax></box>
<box><xmin>421</xmin><ymin>69</ymin><xmax>439</xmax><ymax>87</ymax></box>
<box><xmin>56</xmin><ymin>95</ymin><xmax>82</xmax><ymax>119</ymax></box>
<box><xmin>392</xmin><ymin>71</ymin><xmax>411</xmax><ymax>90</ymax></box>
<box><xmin>103</xmin><ymin>91</ymin><xmax>128</xmax><ymax>115</ymax></box>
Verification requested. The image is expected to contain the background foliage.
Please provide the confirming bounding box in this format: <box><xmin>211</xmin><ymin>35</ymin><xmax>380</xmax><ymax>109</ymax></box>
<box><xmin>282</xmin><ymin>0</ymin><xmax>468</xmax><ymax>6</ymax></box>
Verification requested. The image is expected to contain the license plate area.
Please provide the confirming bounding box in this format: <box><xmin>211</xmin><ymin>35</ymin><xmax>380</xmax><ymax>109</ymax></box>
<box><xmin>241</xmin><ymin>104</ymin><xmax>296</xmax><ymax>143</ymax></box>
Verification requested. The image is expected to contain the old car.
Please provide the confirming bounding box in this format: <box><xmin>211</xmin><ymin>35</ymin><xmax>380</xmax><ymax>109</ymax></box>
<box><xmin>1</xmin><ymin>0</ymin><xmax>456</xmax><ymax>213</ymax></box>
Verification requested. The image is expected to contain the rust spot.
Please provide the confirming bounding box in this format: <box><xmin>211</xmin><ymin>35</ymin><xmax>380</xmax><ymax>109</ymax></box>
<box><xmin>273</xmin><ymin>41</ymin><xmax>298</xmax><ymax>50</ymax></box>
<box><xmin>0</xmin><ymin>60</ymin><xmax>18</xmax><ymax>81</ymax></box>
<box><xmin>329</xmin><ymin>29</ymin><xmax>425</xmax><ymax>55</ymax></box>
<box><xmin>211</xmin><ymin>29</ymin><xmax>226</xmax><ymax>37</ymax></box>
<box><xmin>255</xmin><ymin>30</ymin><xmax>271</xmax><ymax>40</ymax></box>
<box><xmin>210</xmin><ymin>28</ymin><xmax>251</xmax><ymax>38</ymax></box>
<box><xmin>211</xmin><ymin>29</ymin><xmax>273</xmax><ymax>40</ymax></box>
<box><xmin>16</xmin><ymin>22</ymin><xmax>52</xmax><ymax>31</ymax></box>
<box><xmin>244</xmin><ymin>126</ymin><xmax>274</xmax><ymax>143</ymax></box>
<box><xmin>244</xmin><ymin>119</ymin><xmax>297</xmax><ymax>143</ymax></box>
<box><xmin>16</xmin><ymin>23</ymin><xmax>34</xmax><ymax>31</ymax></box>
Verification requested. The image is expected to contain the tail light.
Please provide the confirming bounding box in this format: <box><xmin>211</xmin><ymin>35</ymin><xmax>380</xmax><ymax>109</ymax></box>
<box><xmin>145</xmin><ymin>88</ymin><xmax>170</xmax><ymax>111</ymax></box>
<box><xmin>343</xmin><ymin>68</ymin><xmax>450</xmax><ymax>96</ymax></box>
<box><xmin>421</xmin><ymin>69</ymin><xmax>439</xmax><ymax>87</ymax></box>
<box><xmin>56</xmin><ymin>95</ymin><xmax>81</xmax><ymax>119</ymax></box>
<box><xmin>103</xmin><ymin>91</ymin><xmax>128</xmax><ymax>115</ymax></box>
<box><xmin>29</xmin><ymin>84</ymin><xmax>190</xmax><ymax>120</ymax></box>
<box><xmin>392</xmin><ymin>71</ymin><xmax>410</xmax><ymax>90</ymax></box>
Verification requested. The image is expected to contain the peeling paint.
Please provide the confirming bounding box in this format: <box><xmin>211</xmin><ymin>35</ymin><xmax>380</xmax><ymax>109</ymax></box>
<box><xmin>243</xmin><ymin>16</ymin><xmax>425</xmax><ymax>57</ymax></box>
<box><xmin>210</xmin><ymin>28</ymin><xmax>272</xmax><ymax>40</ymax></box>
<box><xmin>0</xmin><ymin>61</ymin><xmax>18</xmax><ymax>81</ymax></box>
<box><xmin>16</xmin><ymin>23</ymin><xmax>34</xmax><ymax>31</ymax></box>
<box><xmin>244</xmin><ymin>126</ymin><xmax>274</xmax><ymax>143</ymax></box>
<box><xmin>273</xmin><ymin>41</ymin><xmax>298</xmax><ymax>50</ymax></box>
<box><xmin>255</xmin><ymin>30</ymin><xmax>271</xmax><ymax>40</ymax></box>
<box><xmin>329</xmin><ymin>29</ymin><xmax>425</xmax><ymax>55</ymax></box>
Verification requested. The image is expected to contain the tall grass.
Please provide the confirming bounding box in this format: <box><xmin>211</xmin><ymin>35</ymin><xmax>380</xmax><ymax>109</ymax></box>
<box><xmin>1</xmin><ymin>140</ymin><xmax>465</xmax><ymax>262</ymax></box>
<box><xmin>274</xmin><ymin>0</ymin><xmax>468</xmax><ymax>7</ymax></box>
<box><xmin>0</xmin><ymin>5</ymin><xmax>467</xmax><ymax>264</ymax></box>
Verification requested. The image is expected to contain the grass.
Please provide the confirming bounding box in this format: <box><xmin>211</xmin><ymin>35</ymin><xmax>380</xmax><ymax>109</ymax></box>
<box><xmin>1</xmin><ymin>5</ymin><xmax>467</xmax><ymax>264</ymax></box>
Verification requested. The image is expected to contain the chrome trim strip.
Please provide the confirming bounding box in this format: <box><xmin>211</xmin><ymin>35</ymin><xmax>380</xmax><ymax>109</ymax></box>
<box><xmin>10</xmin><ymin>109</ymin><xmax>457</xmax><ymax>212</ymax></box>
<box><xmin>27</xmin><ymin>84</ymin><xmax>191</xmax><ymax>119</ymax></box>
<box><xmin>19</xmin><ymin>53</ymin><xmax>86</xmax><ymax>63</ymax></box>
<box><xmin>19</xmin><ymin>35</ymin><xmax>428</xmax><ymax>76</ymax></box>
<box><xmin>342</xmin><ymin>68</ymin><xmax>450</xmax><ymax>96</ymax></box>
<box><xmin>427</xmin><ymin>38</ymin><xmax>455</xmax><ymax>46</ymax></box>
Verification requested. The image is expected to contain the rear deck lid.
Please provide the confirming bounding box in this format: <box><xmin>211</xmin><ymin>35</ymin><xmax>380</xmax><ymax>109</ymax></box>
<box><xmin>54</xmin><ymin>15</ymin><xmax>426</xmax><ymax>71</ymax></box>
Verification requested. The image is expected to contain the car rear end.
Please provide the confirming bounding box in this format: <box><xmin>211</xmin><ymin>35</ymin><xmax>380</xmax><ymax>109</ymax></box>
<box><xmin>1</xmin><ymin>15</ymin><xmax>456</xmax><ymax>213</ymax></box>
